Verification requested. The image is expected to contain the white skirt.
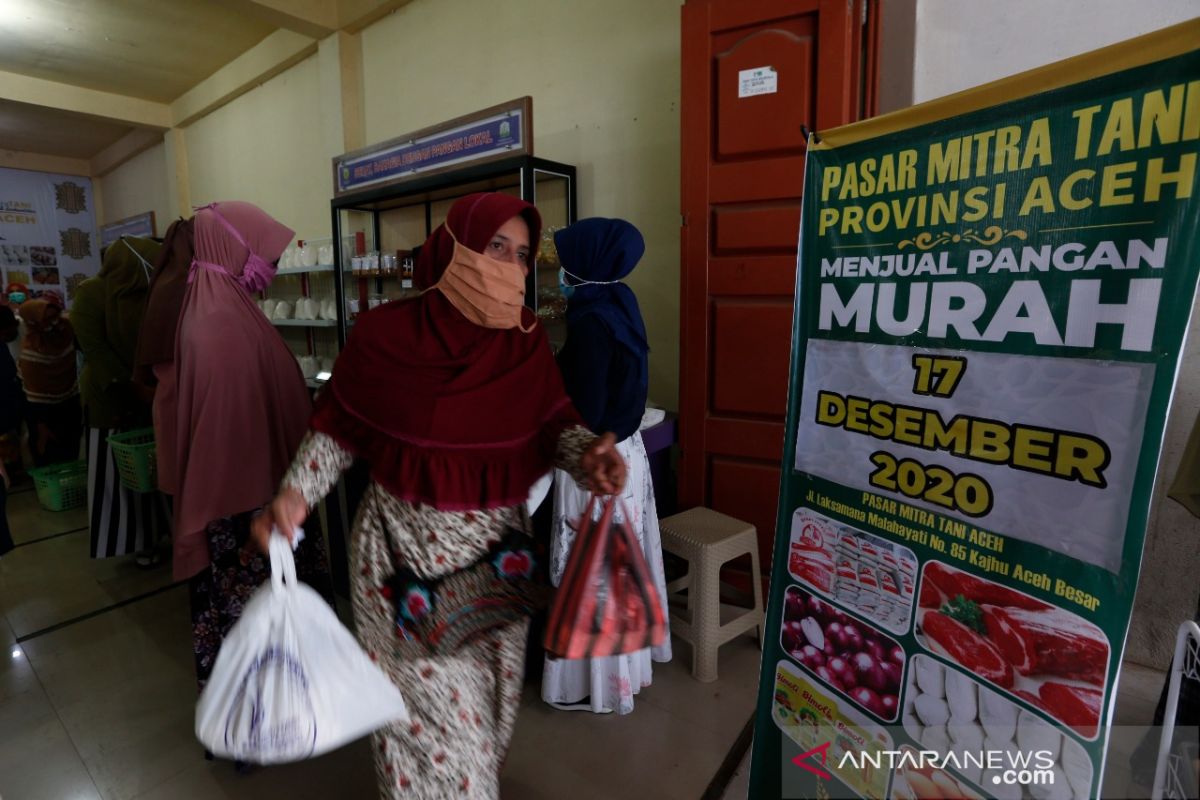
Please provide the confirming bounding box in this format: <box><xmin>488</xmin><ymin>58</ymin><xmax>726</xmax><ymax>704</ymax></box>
<box><xmin>541</xmin><ymin>433</ymin><xmax>672</xmax><ymax>714</ymax></box>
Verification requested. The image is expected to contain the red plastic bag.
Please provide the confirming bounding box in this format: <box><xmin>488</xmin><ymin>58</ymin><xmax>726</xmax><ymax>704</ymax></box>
<box><xmin>544</xmin><ymin>494</ymin><xmax>667</xmax><ymax>659</ymax></box>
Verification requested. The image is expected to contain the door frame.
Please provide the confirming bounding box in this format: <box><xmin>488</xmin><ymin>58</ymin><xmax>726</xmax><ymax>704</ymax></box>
<box><xmin>678</xmin><ymin>0</ymin><xmax>882</xmax><ymax>535</ymax></box>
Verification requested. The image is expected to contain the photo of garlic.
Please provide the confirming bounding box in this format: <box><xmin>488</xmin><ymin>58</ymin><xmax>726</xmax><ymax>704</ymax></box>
<box><xmin>900</xmin><ymin>655</ymin><xmax>1093</xmax><ymax>800</ymax></box>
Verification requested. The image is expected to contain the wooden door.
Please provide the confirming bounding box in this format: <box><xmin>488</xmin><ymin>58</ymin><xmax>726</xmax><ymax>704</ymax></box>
<box><xmin>680</xmin><ymin>0</ymin><xmax>877</xmax><ymax>569</ymax></box>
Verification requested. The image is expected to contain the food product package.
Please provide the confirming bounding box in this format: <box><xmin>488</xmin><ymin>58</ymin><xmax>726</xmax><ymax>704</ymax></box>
<box><xmin>948</xmin><ymin>722</ymin><xmax>986</xmax><ymax>783</ymax></box>
<box><xmin>979</xmin><ymin>685</ymin><xmax>1019</xmax><ymax>742</ymax></box>
<box><xmin>915</xmin><ymin>656</ymin><xmax>944</xmax><ymax>697</ymax></box>
<box><xmin>1060</xmin><ymin>735</ymin><xmax>1093</xmax><ymax>800</ymax></box>
<box><xmin>921</xmin><ymin>723</ymin><xmax>951</xmax><ymax>754</ymax></box>
<box><xmin>945</xmin><ymin>668</ymin><xmax>979</xmax><ymax>722</ymax></box>
<box><xmin>789</xmin><ymin>545</ymin><xmax>834</xmax><ymax>594</ymax></box>
<box><xmin>1016</xmin><ymin>708</ymin><xmax>1063</xmax><ymax>761</ymax></box>
<box><xmin>903</xmin><ymin>703</ymin><xmax>924</xmax><ymax>742</ymax></box>
<box><xmin>982</xmin><ymin>769</ymin><xmax>1024</xmax><ymax>800</ymax></box>
<box><xmin>915</xmin><ymin>693</ymin><xmax>951</xmax><ymax>728</ymax></box>
<box><xmin>928</xmin><ymin>770</ymin><xmax>973</xmax><ymax>799</ymax></box>
<box><xmin>1029</xmin><ymin>766</ymin><xmax>1073</xmax><ymax>800</ymax></box>
<box><xmin>948</xmin><ymin>719</ymin><xmax>985</xmax><ymax>749</ymax></box>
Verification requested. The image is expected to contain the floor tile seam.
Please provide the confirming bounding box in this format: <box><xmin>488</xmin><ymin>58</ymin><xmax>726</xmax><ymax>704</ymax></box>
<box><xmin>23</xmin><ymin>636</ymin><xmax>108</xmax><ymax>800</ymax></box>
<box><xmin>13</xmin><ymin>526</ymin><xmax>88</xmax><ymax>548</ymax></box>
<box><xmin>14</xmin><ymin>582</ymin><xmax>186</xmax><ymax>644</ymax></box>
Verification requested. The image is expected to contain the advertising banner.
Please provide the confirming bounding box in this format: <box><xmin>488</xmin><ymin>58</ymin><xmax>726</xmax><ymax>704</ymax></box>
<box><xmin>749</xmin><ymin>21</ymin><xmax>1200</xmax><ymax>800</ymax></box>
<box><xmin>0</xmin><ymin>168</ymin><xmax>100</xmax><ymax>309</ymax></box>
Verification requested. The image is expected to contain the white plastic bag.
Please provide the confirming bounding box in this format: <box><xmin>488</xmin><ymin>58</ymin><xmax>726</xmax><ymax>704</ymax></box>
<box><xmin>526</xmin><ymin>470</ymin><xmax>552</xmax><ymax>515</ymax></box>
<box><xmin>195</xmin><ymin>531</ymin><xmax>409</xmax><ymax>764</ymax></box>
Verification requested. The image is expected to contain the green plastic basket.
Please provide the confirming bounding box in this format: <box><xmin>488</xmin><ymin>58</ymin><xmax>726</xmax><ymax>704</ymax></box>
<box><xmin>107</xmin><ymin>427</ymin><xmax>158</xmax><ymax>492</ymax></box>
<box><xmin>29</xmin><ymin>460</ymin><xmax>88</xmax><ymax>512</ymax></box>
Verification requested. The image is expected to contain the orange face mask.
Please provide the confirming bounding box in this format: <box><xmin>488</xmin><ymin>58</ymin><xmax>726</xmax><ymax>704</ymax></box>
<box><xmin>429</xmin><ymin>228</ymin><xmax>533</xmax><ymax>332</ymax></box>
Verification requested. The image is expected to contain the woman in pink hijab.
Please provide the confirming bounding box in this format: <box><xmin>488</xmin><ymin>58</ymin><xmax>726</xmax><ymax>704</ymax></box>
<box><xmin>153</xmin><ymin>201</ymin><xmax>331</xmax><ymax>698</ymax></box>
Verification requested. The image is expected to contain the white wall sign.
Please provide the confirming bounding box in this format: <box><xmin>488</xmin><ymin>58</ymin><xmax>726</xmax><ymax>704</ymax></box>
<box><xmin>738</xmin><ymin>66</ymin><xmax>778</xmax><ymax>98</ymax></box>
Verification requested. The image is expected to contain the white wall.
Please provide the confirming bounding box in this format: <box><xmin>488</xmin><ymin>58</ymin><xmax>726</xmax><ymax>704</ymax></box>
<box><xmin>911</xmin><ymin>0</ymin><xmax>1198</xmax><ymax>103</ymax></box>
<box><xmin>97</xmin><ymin>141</ymin><xmax>172</xmax><ymax>231</ymax></box>
<box><xmin>184</xmin><ymin>53</ymin><xmax>333</xmax><ymax>242</ymax></box>
<box><xmin>879</xmin><ymin>1</ymin><xmax>1200</xmax><ymax>669</ymax></box>
<box><xmin>360</xmin><ymin>0</ymin><xmax>683</xmax><ymax>409</ymax></box>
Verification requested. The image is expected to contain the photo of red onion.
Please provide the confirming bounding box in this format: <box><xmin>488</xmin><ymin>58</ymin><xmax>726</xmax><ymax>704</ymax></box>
<box><xmin>781</xmin><ymin>584</ymin><xmax>905</xmax><ymax>721</ymax></box>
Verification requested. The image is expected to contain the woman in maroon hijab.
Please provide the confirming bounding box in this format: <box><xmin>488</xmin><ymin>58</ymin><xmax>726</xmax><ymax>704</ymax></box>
<box><xmin>254</xmin><ymin>192</ymin><xmax>625</xmax><ymax>799</ymax></box>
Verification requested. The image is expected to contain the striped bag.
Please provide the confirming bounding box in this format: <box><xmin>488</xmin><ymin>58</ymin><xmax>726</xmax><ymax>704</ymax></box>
<box><xmin>544</xmin><ymin>494</ymin><xmax>666</xmax><ymax>659</ymax></box>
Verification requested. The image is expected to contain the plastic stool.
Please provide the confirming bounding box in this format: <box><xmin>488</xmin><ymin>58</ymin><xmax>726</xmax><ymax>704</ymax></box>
<box><xmin>659</xmin><ymin>507</ymin><xmax>765</xmax><ymax>682</ymax></box>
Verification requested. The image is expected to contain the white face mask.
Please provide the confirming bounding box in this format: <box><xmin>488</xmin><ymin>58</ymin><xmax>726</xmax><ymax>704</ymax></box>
<box><xmin>121</xmin><ymin>237</ymin><xmax>154</xmax><ymax>282</ymax></box>
<box><xmin>558</xmin><ymin>266</ymin><xmax>621</xmax><ymax>288</ymax></box>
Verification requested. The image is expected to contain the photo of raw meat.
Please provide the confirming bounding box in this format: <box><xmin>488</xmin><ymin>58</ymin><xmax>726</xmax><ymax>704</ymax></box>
<box><xmin>0</xmin><ymin>244</ymin><xmax>29</xmax><ymax>267</ymax></box>
<box><xmin>915</xmin><ymin>561</ymin><xmax>1109</xmax><ymax>739</ymax></box>
<box><xmin>889</xmin><ymin>745</ymin><xmax>986</xmax><ymax>800</ymax></box>
<box><xmin>780</xmin><ymin>584</ymin><xmax>905</xmax><ymax>721</ymax></box>
<box><xmin>30</xmin><ymin>246</ymin><xmax>57</xmax><ymax>266</ymax></box>
<box><xmin>901</xmin><ymin>655</ymin><xmax>1095</xmax><ymax>800</ymax></box>
<box><xmin>787</xmin><ymin>507</ymin><xmax>918</xmax><ymax>635</ymax></box>
<box><xmin>32</xmin><ymin>266</ymin><xmax>60</xmax><ymax>285</ymax></box>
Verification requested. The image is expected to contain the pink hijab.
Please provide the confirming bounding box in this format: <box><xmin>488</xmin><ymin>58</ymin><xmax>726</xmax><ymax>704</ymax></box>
<box><xmin>159</xmin><ymin>201</ymin><xmax>305</xmax><ymax>580</ymax></box>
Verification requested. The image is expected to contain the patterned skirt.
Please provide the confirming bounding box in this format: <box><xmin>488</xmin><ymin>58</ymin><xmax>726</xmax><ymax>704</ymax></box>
<box><xmin>188</xmin><ymin>511</ymin><xmax>333</xmax><ymax>691</ymax></box>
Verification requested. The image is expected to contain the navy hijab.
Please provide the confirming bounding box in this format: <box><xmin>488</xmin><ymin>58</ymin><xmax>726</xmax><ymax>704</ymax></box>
<box><xmin>555</xmin><ymin>218</ymin><xmax>650</xmax><ymax>383</ymax></box>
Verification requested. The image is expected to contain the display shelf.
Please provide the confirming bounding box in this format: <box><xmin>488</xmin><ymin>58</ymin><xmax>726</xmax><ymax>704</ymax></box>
<box><xmin>330</xmin><ymin>154</ymin><xmax>576</xmax><ymax>350</ymax></box>
<box><xmin>276</xmin><ymin>264</ymin><xmax>336</xmax><ymax>276</ymax></box>
<box><xmin>271</xmin><ymin>319</ymin><xmax>338</xmax><ymax>327</ymax></box>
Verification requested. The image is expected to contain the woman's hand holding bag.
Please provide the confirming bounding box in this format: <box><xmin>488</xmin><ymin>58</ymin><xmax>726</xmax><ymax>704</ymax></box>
<box><xmin>580</xmin><ymin>432</ymin><xmax>626</xmax><ymax>494</ymax></box>
<box><xmin>195</xmin><ymin>530</ymin><xmax>409</xmax><ymax>764</ymax></box>
<box><xmin>544</xmin><ymin>494</ymin><xmax>666</xmax><ymax>660</ymax></box>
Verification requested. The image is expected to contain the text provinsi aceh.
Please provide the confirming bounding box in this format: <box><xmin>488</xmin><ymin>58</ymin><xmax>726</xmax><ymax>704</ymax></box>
<box><xmin>815</xmin><ymin>80</ymin><xmax>1199</xmax><ymax>235</ymax></box>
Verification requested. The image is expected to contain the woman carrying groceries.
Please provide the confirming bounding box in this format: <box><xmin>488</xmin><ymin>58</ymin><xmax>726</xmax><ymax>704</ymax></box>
<box><xmin>253</xmin><ymin>192</ymin><xmax>626</xmax><ymax>799</ymax></box>
<box><xmin>541</xmin><ymin>217</ymin><xmax>672</xmax><ymax>714</ymax></box>
<box><xmin>73</xmin><ymin>237</ymin><xmax>171</xmax><ymax>564</ymax></box>
<box><xmin>147</xmin><ymin>201</ymin><xmax>331</xmax><ymax>694</ymax></box>
<box><xmin>18</xmin><ymin>298</ymin><xmax>81</xmax><ymax>467</ymax></box>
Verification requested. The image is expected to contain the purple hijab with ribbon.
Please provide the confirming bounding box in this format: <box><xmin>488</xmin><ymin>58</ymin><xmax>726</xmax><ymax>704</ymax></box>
<box><xmin>160</xmin><ymin>201</ymin><xmax>307</xmax><ymax>580</ymax></box>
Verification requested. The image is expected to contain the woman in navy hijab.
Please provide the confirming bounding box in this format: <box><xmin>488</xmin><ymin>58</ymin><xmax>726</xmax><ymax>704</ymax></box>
<box><xmin>542</xmin><ymin>217</ymin><xmax>672</xmax><ymax>714</ymax></box>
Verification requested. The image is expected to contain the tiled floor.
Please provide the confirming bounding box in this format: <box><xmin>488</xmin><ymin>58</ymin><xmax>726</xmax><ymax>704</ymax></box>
<box><xmin>1</xmin><ymin>482</ymin><xmax>1179</xmax><ymax>800</ymax></box>
<box><xmin>0</xmin><ymin>481</ymin><xmax>760</xmax><ymax>800</ymax></box>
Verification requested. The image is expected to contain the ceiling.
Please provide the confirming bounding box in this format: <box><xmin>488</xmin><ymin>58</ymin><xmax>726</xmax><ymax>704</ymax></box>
<box><xmin>0</xmin><ymin>0</ymin><xmax>277</xmax><ymax>102</ymax></box>
<box><xmin>0</xmin><ymin>98</ymin><xmax>134</xmax><ymax>158</ymax></box>
<box><xmin>0</xmin><ymin>0</ymin><xmax>286</xmax><ymax>162</ymax></box>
